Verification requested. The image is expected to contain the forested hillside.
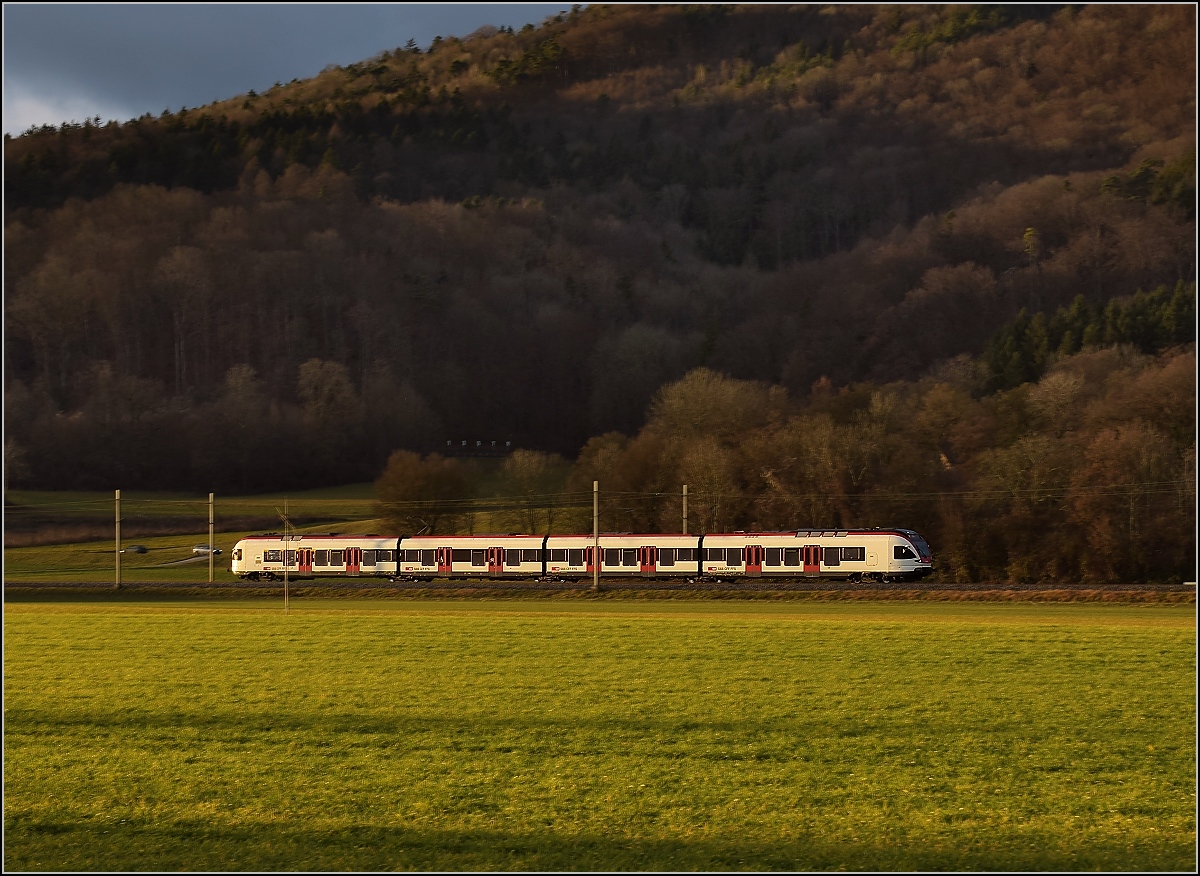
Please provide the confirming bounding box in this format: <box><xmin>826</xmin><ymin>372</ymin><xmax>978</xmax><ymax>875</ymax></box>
<box><xmin>4</xmin><ymin>4</ymin><xmax>1196</xmax><ymax>582</ymax></box>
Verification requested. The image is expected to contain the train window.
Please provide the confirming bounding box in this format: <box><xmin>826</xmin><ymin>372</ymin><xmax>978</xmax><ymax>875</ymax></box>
<box><xmin>765</xmin><ymin>548</ymin><xmax>781</xmax><ymax>566</ymax></box>
<box><xmin>471</xmin><ymin>550</ymin><xmax>486</xmax><ymax>566</ymax></box>
<box><xmin>659</xmin><ymin>548</ymin><xmax>675</xmax><ymax>567</ymax></box>
<box><xmin>286</xmin><ymin>551</ymin><xmax>296</xmax><ymax>566</ymax></box>
<box><xmin>622</xmin><ymin>548</ymin><xmax>638</xmax><ymax>566</ymax></box>
<box><xmin>454</xmin><ymin>548</ymin><xmax>472</xmax><ymax>563</ymax></box>
<box><xmin>822</xmin><ymin>547</ymin><xmax>839</xmax><ymax>566</ymax></box>
<box><xmin>264</xmin><ymin>549</ymin><xmax>282</xmax><ymax>563</ymax></box>
<box><xmin>784</xmin><ymin>548</ymin><xmax>800</xmax><ymax>566</ymax></box>
<box><xmin>506</xmin><ymin>549</ymin><xmax>521</xmax><ymax>566</ymax></box>
<box><xmin>603</xmin><ymin>548</ymin><xmax>620</xmax><ymax>565</ymax></box>
<box><xmin>842</xmin><ymin>547</ymin><xmax>865</xmax><ymax>562</ymax></box>
<box><xmin>233</xmin><ymin>549</ymin><xmax>242</xmax><ymax>561</ymax></box>
<box><xmin>522</xmin><ymin>549</ymin><xmax>541</xmax><ymax>563</ymax></box>
<box><xmin>549</xmin><ymin>549</ymin><xmax>567</xmax><ymax>563</ymax></box>
<box><xmin>568</xmin><ymin>549</ymin><xmax>583</xmax><ymax>566</ymax></box>
<box><xmin>894</xmin><ymin>545</ymin><xmax>916</xmax><ymax>560</ymax></box>
<box><xmin>676</xmin><ymin>548</ymin><xmax>694</xmax><ymax>562</ymax></box>
<box><xmin>330</xmin><ymin>550</ymin><xmax>344</xmax><ymax>565</ymax></box>
<box><xmin>363</xmin><ymin>550</ymin><xmax>376</xmax><ymax>566</ymax></box>
<box><xmin>420</xmin><ymin>550</ymin><xmax>435</xmax><ymax>566</ymax></box>
<box><xmin>705</xmin><ymin>548</ymin><xmax>722</xmax><ymax>561</ymax></box>
<box><xmin>314</xmin><ymin>550</ymin><xmax>328</xmax><ymax>566</ymax></box>
<box><xmin>726</xmin><ymin>547</ymin><xmax>742</xmax><ymax>565</ymax></box>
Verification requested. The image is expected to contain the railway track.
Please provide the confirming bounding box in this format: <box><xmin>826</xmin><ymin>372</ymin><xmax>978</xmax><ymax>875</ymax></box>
<box><xmin>5</xmin><ymin>579</ymin><xmax>1195</xmax><ymax>596</ymax></box>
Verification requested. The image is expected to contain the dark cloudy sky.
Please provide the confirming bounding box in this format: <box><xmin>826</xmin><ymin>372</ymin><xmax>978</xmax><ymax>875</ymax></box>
<box><xmin>3</xmin><ymin>3</ymin><xmax>571</xmax><ymax>135</ymax></box>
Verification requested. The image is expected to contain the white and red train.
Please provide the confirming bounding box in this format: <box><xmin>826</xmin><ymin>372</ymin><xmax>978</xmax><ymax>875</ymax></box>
<box><xmin>230</xmin><ymin>529</ymin><xmax>933</xmax><ymax>583</ymax></box>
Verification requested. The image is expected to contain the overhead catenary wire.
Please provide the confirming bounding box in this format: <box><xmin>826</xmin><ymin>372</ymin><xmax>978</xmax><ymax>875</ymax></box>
<box><xmin>7</xmin><ymin>480</ymin><xmax>1185</xmax><ymax>527</ymax></box>
<box><xmin>374</xmin><ymin>480</ymin><xmax>1188</xmax><ymax>508</ymax></box>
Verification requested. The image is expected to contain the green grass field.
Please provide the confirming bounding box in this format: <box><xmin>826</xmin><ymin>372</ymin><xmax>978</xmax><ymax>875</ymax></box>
<box><xmin>4</xmin><ymin>600</ymin><xmax>1195</xmax><ymax>871</ymax></box>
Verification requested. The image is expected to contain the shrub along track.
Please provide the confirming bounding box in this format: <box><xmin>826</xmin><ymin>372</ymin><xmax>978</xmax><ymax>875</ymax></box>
<box><xmin>4</xmin><ymin>578</ymin><xmax>1194</xmax><ymax>602</ymax></box>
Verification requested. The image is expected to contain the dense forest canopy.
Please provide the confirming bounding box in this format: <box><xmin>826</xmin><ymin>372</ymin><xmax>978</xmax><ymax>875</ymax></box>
<box><xmin>3</xmin><ymin>4</ymin><xmax>1196</xmax><ymax>581</ymax></box>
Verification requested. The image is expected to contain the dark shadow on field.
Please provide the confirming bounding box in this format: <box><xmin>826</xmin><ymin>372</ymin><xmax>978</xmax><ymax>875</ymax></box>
<box><xmin>7</xmin><ymin>712</ymin><xmax>1194</xmax><ymax>871</ymax></box>
<box><xmin>4</xmin><ymin>819</ymin><xmax>1188</xmax><ymax>872</ymax></box>
<box><xmin>2</xmin><ymin>705</ymin><xmax>957</xmax><ymax>748</ymax></box>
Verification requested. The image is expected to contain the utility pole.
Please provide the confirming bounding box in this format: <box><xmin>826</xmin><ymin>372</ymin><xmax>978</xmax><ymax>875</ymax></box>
<box><xmin>114</xmin><ymin>489</ymin><xmax>121</xmax><ymax>591</ymax></box>
<box><xmin>284</xmin><ymin>499</ymin><xmax>289</xmax><ymax>613</ymax></box>
<box><xmin>277</xmin><ymin>501</ymin><xmax>291</xmax><ymax>613</ymax></box>
<box><xmin>682</xmin><ymin>484</ymin><xmax>688</xmax><ymax>535</ymax></box>
<box><xmin>592</xmin><ymin>480</ymin><xmax>599</xmax><ymax>593</ymax></box>
<box><xmin>208</xmin><ymin>492</ymin><xmax>214</xmax><ymax>584</ymax></box>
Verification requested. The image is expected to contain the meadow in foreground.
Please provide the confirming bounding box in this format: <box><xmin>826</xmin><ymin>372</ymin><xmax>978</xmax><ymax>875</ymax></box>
<box><xmin>4</xmin><ymin>599</ymin><xmax>1194</xmax><ymax>871</ymax></box>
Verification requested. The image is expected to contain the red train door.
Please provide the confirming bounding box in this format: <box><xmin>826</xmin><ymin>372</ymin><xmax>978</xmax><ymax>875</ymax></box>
<box><xmin>298</xmin><ymin>548</ymin><xmax>313</xmax><ymax>575</ymax></box>
<box><xmin>437</xmin><ymin>547</ymin><xmax>452</xmax><ymax>575</ymax></box>
<box><xmin>639</xmin><ymin>545</ymin><xmax>657</xmax><ymax>577</ymax></box>
<box><xmin>745</xmin><ymin>545</ymin><xmax>763</xmax><ymax>577</ymax></box>
<box><xmin>488</xmin><ymin>546</ymin><xmax>504</xmax><ymax>575</ymax></box>
<box><xmin>585</xmin><ymin>546</ymin><xmax>597</xmax><ymax>574</ymax></box>
<box><xmin>346</xmin><ymin>547</ymin><xmax>361</xmax><ymax>575</ymax></box>
<box><xmin>804</xmin><ymin>545</ymin><xmax>821</xmax><ymax>575</ymax></box>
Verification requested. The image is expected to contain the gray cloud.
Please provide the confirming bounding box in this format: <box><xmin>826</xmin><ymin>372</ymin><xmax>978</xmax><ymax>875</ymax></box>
<box><xmin>3</xmin><ymin>3</ymin><xmax>570</xmax><ymax>133</ymax></box>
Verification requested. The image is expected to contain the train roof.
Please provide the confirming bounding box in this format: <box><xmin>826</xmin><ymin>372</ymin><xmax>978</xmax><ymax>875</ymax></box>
<box><xmin>235</xmin><ymin>534</ymin><xmax>398</xmax><ymax>542</ymax></box>
<box><xmin>546</xmin><ymin>532</ymin><xmax>698</xmax><ymax>538</ymax></box>
<box><xmin>400</xmin><ymin>534</ymin><xmax>545</xmax><ymax>541</ymax></box>
<box><xmin>708</xmin><ymin>529</ymin><xmax>918</xmax><ymax>537</ymax></box>
<box><xmin>235</xmin><ymin>529</ymin><xmax>925</xmax><ymax>541</ymax></box>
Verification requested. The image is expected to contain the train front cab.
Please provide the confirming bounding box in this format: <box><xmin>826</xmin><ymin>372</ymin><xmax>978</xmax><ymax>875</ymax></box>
<box><xmin>885</xmin><ymin>529</ymin><xmax>934</xmax><ymax>581</ymax></box>
<box><xmin>696</xmin><ymin>530</ymin><xmax>932</xmax><ymax>581</ymax></box>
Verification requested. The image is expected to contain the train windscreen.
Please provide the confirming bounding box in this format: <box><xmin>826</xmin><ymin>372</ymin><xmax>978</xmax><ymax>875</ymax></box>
<box><xmin>899</xmin><ymin>530</ymin><xmax>932</xmax><ymax>558</ymax></box>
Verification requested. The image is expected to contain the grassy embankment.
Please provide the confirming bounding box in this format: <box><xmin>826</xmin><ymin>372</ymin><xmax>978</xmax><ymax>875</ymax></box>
<box><xmin>4</xmin><ymin>485</ymin><xmax>380</xmax><ymax>583</ymax></box>
<box><xmin>4</xmin><ymin>599</ymin><xmax>1194</xmax><ymax>871</ymax></box>
<box><xmin>2</xmin><ymin>476</ymin><xmax>570</xmax><ymax>583</ymax></box>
